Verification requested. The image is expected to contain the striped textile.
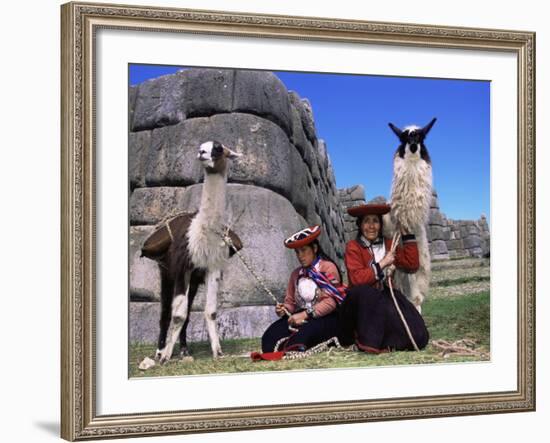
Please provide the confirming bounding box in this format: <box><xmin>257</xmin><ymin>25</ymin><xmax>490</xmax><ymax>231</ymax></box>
<box><xmin>299</xmin><ymin>257</ymin><xmax>348</xmax><ymax>304</ymax></box>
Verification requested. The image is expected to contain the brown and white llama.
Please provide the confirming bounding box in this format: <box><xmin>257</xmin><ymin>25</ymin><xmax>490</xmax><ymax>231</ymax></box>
<box><xmin>384</xmin><ymin>118</ymin><xmax>436</xmax><ymax>312</ymax></box>
<box><xmin>141</xmin><ymin>140</ymin><xmax>242</xmax><ymax>362</ymax></box>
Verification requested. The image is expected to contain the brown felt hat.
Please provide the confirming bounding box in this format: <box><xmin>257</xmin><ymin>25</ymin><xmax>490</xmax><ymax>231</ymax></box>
<box><xmin>284</xmin><ymin>225</ymin><xmax>321</xmax><ymax>249</ymax></box>
<box><xmin>347</xmin><ymin>204</ymin><xmax>391</xmax><ymax>218</ymax></box>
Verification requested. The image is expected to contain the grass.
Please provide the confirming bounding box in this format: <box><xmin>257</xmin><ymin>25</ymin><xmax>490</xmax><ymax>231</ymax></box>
<box><xmin>129</xmin><ymin>291</ymin><xmax>490</xmax><ymax>378</ymax></box>
<box><xmin>435</xmin><ymin>275</ymin><xmax>490</xmax><ymax>287</ymax></box>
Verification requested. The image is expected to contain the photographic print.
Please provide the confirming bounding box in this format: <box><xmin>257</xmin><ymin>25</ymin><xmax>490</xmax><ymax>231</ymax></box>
<box><xmin>128</xmin><ymin>65</ymin><xmax>491</xmax><ymax>377</ymax></box>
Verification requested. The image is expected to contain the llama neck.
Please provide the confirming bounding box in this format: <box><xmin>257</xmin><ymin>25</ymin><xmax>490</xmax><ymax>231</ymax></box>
<box><xmin>197</xmin><ymin>170</ymin><xmax>227</xmax><ymax>226</ymax></box>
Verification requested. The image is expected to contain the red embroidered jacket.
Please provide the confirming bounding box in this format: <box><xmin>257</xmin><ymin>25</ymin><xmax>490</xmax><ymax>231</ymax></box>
<box><xmin>345</xmin><ymin>235</ymin><xmax>419</xmax><ymax>288</ymax></box>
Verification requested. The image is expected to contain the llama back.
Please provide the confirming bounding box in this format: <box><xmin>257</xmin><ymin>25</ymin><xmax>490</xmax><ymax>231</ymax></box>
<box><xmin>141</xmin><ymin>212</ymin><xmax>196</xmax><ymax>258</ymax></box>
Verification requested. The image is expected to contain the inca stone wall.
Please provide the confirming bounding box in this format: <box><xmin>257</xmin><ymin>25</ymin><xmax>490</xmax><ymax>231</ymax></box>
<box><xmin>129</xmin><ymin>68</ymin><xmax>347</xmax><ymax>343</ymax></box>
<box><xmin>428</xmin><ymin>191</ymin><xmax>490</xmax><ymax>259</ymax></box>
<box><xmin>445</xmin><ymin>216</ymin><xmax>490</xmax><ymax>259</ymax></box>
<box><xmin>338</xmin><ymin>185</ymin><xmax>367</xmax><ymax>243</ymax></box>
<box><xmin>337</xmin><ymin>186</ymin><xmax>490</xmax><ymax>260</ymax></box>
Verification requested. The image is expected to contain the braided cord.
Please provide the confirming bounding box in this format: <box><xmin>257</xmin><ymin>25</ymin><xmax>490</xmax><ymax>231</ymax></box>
<box><xmin>386</xmin><ymin>232</ymin><xmax>420</xmax><ymax>352</ymax></box>
<box><xmin>218</xmin><ymin>228</ymin><xmax>297</xmax><ymax>332</ymax></box>
<box><xmin>283</xmin><ymin>336</ymin><xmax>343</xmax><ymax>360</ymax></box>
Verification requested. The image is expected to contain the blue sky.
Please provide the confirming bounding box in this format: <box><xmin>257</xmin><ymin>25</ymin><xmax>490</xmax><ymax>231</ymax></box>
<box><xmin>130</xmin><ymin>65</ymin><xmax>490</xmax><ymax>221</ymax></box>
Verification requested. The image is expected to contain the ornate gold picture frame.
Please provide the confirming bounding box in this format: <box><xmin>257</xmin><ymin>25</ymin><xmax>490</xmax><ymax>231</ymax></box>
<box><xmin>61</xmin><ymin>1</ymin><xmax>535</xmax><ymax>440</ymax></box>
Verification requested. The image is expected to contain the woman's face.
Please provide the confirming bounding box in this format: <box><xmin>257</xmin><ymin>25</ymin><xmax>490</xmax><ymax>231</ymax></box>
<box><xmin>295</xmin><ymin>244</ymin><xmax>318</xmax><ymax>268</ymax></box>
<box><xmin>361</xmin><ymin>214</ymin><xmax>381</xmax><ymax>242</ymax></box>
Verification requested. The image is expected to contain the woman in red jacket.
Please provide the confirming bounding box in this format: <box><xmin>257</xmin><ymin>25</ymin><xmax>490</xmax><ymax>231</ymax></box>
<box><xmin>339</xmin><ymin>203</ymin><xmax>429</xmax><ymax>353</ymax></box>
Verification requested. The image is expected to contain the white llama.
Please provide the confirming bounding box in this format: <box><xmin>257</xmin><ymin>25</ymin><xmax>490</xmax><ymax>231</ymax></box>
<box><xmin>384</xmin><ymin>118</ymin><xmax>436</xmax><ymax>312</ymax></box>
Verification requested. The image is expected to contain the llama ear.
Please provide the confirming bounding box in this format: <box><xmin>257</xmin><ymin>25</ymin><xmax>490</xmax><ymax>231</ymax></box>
<box><xmin>421</xmin><ymin>118</ymin><xmax>437</xmax><ymax>136</ymax></box>
<box><xmin>388</xmin><ymin>123</ymin><xmax>403</xmax><ymax>139</ymax></box>
<box><xmin>223</xmin><ymin>145</ymin><xmax>242</xmax><ymax>159</ymax></box>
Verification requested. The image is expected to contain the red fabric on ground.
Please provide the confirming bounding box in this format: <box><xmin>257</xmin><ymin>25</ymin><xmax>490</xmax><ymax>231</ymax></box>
<box><xmin>250</xmin><ymin>351</ymin><xmax>286</xmax><ymax>361</ymax></box>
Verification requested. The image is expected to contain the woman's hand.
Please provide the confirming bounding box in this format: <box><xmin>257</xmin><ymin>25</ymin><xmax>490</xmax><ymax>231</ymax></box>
<box><xmin>275</xmin><ymin>303</ymin><xmax>287</xmax><ymax>317</ymax></box>
<box><xmin>379</xmin><ymin>251</ymin><xmax>395</xmax><ymax>269</ymax></box>
<box><xmin>288</xmin><ymin>311</ymin><xmax>308</xmax><ymax>327</ymax></box>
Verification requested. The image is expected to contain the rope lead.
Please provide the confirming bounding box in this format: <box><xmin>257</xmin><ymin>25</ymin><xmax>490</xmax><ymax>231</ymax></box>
<box><xmin>386</xmin><ymin>232</ymin><xmax>420</xmax><ymax>352</ymax></box>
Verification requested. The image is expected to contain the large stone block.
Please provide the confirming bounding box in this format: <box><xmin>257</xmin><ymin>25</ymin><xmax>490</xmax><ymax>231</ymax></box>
<box><xmin>144</xmin><ymin>113</ymin><xmax>296</xmax><ymax>196</ymax></box>
<box><xmin>447</xmin><ymin>239</ymin><xmax>464</xmax><ymax>250</ymax></box>
<box><xmin>349</xmin><ymin>184</ymin><xmax>366</xmax><ymax>201</ymax></box>
<box><xmin>195</xmin><ymin>114</ymin><xmax>295</xmax><ymax>194</ymax></box>
<box><xmin>144</xmin><ymin>121</ymin><xmax>204</xmax><ymax>186</ymax></box>
<box><xmin>129</xmin><ymin>187</ymin><xmax>188</xmax><ymax>225</ymax></box>
<box><xmin>130</xmin><ymin>303</ymin><xmax>279</xmax><ymax>343</ymax></box>
<box><xmin>232</xmin><ymin>70</ymin><xmax>292</xmax><ymax>137</ymax></box>
<box><xmin>288</xmin><ymin>94</ymin><xmax>310</xmax><ymax>158</ymax></box>
<box><xmin>131</xmin><ymin>69</ymin><xmax>295</xmax><ymax>137</ymax></box>
<box><xmin>429</xmin><ymin>208</ymin><xmax>446</xmax><ymax>226</ymax></box>
<box><xmin>426</xmin><ymin>226</ymin><xmax>432</xmax><ymax>242</ymax></box>
<box><xmin>131</xmin><ymin>71</ymin><xmax>187</xmax><ymax>132</ymax></box>
<box><xmin>288</xmin><ymin>91</ymin><xmax>317</xmax><ymax>145</ymax></box>
<box><xmin>184</xmin><ymin>68</ymin><xmax>234</xmax><ymax>117</ymax></box>
<box><xmin>326</xmin><ymin>157</ymin><xmax>337</xmax><ymax>193</ymax></box>
<box><xmin>289</xmin><ymin>147</ymin><xmax>315</xmax><ymax>221</ymax></box>
<box><xmin>129</xmin><ymin>130</ymin><xmax>152</xmax><ymax>189</ymax></box>
<box><xmin>430</xmin><ymin>239</ymin><xmax>449</xmax><ymax>256</ymax></box>
<box><xmin>345</xmin><ymin>220</ymin><xmax>358</xmax><ymax>233</ymax></box>
<box><xmin>300</xmin><ymin>98</ymin><xmax>317</xmax><ymax>144</ymax></box>
<box><xmin>466</xmin><ymin>224</ymin><xmax>480</xmax><ymax>236</ymax></box>
<box><xmin>316</xmin><ymin>139</ymin><xmax>329</xmax><ymax>172</ymax></box>
<box><xmin>303</xmin><ymin>140</ymin><xmax>320</xmax><ymax>180</ymax></box>
<box><xmin>463</xmin><ymin>235</ymin><xmax>481</xmax><ymax>250</ymax></box>
<box><xmin>430</xmin><ymin>225</ymin><xmax>451</xmax><ymax>241</ymax></box>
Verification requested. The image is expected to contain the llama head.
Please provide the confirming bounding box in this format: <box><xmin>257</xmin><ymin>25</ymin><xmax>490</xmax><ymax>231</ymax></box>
<box><xmin>388</xmin><ymin>118</ymin><xmax>436</xmax><ymax>164</ymax></box>
<box><xmin>197</xmin><ymin>140</ymin><xmax>241</xmax><ymax>174</ymax></box>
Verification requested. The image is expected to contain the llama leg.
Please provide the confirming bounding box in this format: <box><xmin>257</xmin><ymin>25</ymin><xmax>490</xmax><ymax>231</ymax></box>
<box><xmin>178</xmin><ymin>272</ymin><xmax>201</xmax><ymax>357</ymax></box>
<box><xmin>393</xmin><ymin>270</ymin><xmax>411</xmax><ymax>302</ymax></box>
<box><xmin>155</xmin><ymin>269</ymin><xmax>174</xmax><ymax>360</ymax></box>
<box><xmin>411</xmin><ymin>225</ymin><xmax>431</xmax><ymax>312</ymax></box>
<box><xmin>408</xmin><ymin>274</ymin><xmax>423</xmax><ymax>313</ymax></box>
<box><xmin>159</xmin><ymin>271</ymin><xmax>191</xmax><ymax>364</ymax></box>
<box><xmin>204</xmin><ymin>269</ymin><xmax>223</xmax><ymax>358</ymax></box>
<box><xmin>412</xmin><ymin>265</ymin><xmax>431</xmax><ymax>314</ymax></box>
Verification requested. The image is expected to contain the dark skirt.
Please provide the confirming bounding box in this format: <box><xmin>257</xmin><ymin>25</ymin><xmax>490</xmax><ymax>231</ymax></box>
<box><xmin>338</xmin><ymin>284</ymin><xmax>429</xmax><ymax>353</ymax></box>
<box><xmin>261</xmin><ymin>311</ymin><xmax>340</xmax><ymax>353</ymax></box>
